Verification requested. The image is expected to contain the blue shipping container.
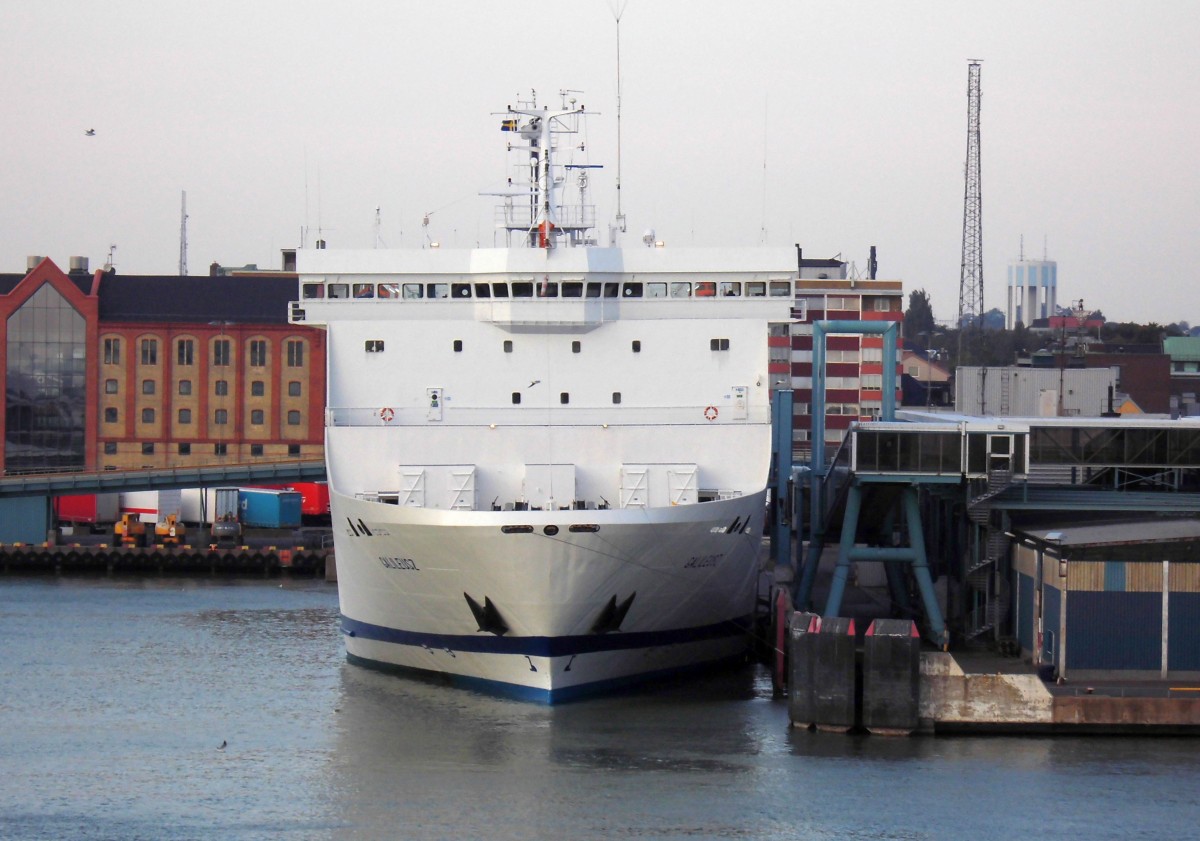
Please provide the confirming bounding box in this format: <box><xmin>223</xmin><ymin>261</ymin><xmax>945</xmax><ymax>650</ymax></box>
<box><xmin>238</xmin><ymin>489</ymin><xmax>302</xmax><ymax>529</ymax></box>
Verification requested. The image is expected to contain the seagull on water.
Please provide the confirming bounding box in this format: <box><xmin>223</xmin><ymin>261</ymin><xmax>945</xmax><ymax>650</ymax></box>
<box><xmin>85</xmin><ymin>129</ymin><xmax>95</xmax><ymax>136</ymax></box>
<box><xmin>218</xmin><ymin>740</ymin><xmax>226</xmax><ymax>750</ymax></box>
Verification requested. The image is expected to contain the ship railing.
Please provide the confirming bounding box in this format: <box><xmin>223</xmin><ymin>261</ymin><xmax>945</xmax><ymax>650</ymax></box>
<box><xmin>326</xmin><ymin>405</ymin><xmax>773</xmax><ymax>427</ymax></box>
<box><xmin>496</xmin><ymin>203</ymin><xmax>596</xmax><ymax>230</ymax></box>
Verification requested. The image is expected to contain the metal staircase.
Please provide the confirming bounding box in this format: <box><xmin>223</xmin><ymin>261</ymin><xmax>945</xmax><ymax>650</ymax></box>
<box><xmin>963</xmin><ymin>467</ymin><xmax>1012</xmax><ymax>641</ymax></box>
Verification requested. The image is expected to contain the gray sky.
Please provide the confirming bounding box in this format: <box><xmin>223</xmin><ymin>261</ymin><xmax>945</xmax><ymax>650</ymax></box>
<box><xmin>4</xmin><ymin>1</ymin><xmax>1198</xmax><ymax>325</ymax></box>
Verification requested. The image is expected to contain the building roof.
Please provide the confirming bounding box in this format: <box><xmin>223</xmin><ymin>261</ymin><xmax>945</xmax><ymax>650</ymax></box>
<box><xmin>95</xmin><ymin>273</ymin><xmax>297</xmax><ymax>324</ymax></box>
<box><xmin>1164</xmin><ymin>336</ymin><xmax>1200</xmax><ymax>362</ymax></box>
<box><xmin>0</xmin><ymin>271</ymin><xmax>92</xmax><ymax>297</ymax></box>
<box><xmin>1017</xmin><ymin>518</ymin><xmax>1200</xmax><ymax>548</ymax></box>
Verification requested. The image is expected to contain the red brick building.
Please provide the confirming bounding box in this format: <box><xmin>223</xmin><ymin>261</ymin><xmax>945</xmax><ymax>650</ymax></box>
<box><xmin>1</xmin><ymin>257</ymin><xmax>325</xmax><ymax>474</ymax></box>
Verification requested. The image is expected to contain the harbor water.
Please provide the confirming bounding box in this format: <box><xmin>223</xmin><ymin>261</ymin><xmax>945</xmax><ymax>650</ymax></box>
<box><xmin>2</xmin><ymin>578</ymin><xmax>1199</xmax><ymax>840</ymax></box>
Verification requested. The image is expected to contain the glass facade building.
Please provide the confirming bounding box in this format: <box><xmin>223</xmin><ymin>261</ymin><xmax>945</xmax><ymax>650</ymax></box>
<box><xmin>5</xmin><ymin>284</ymin><xmax>87</xmax><ymax>473</ymax></box>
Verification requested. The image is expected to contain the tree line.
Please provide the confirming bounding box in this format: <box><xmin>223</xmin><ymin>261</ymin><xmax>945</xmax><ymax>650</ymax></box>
<box><xmin>902</xmin><ymin>289</ymin><xmax>1191</xmax><ymax>371</ymax></box>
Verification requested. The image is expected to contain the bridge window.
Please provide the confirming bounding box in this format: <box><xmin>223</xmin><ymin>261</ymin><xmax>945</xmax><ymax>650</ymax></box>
<box><xmin>647</xmin><ymin>282</ymin><xmax>667</xmax><ymax>298</ymax></box>
<box><xmin>719</xmin><ymin>282</ymin><xmax>741</xmax><ymax>297</ymax></box>
<box><xmin>402</xmin><ymin>283</ymin><xmax>422</xmax><ymax>299</ymax></box>
<box><xmin>669</xmin><ymin>282</ymin><xmax>690</xmax><ymax>298</ymax></box>
<box><xmin>452</xmin><ymin>283</ymin><xmax>471</xmax><ymax>298</ymax></box>
<box><xmin>537</xmin><ymin>281</ymin><xmax>558</xmax><ymax>297</ymax></box>
<box><xmin>302</xmin><ymin>283</ymin><xmax>325</xmax><ymax>299</ymax></box>
<box><xmin>696</xmin><ymin>282</ymin><xmax>716</xmax><ymax>297</ymax></box>
<box><xmin>747</xmin><ymin>282</ymin><xmax>765</xmax><ymax>297</ymax></box>
<box><xmin>562</xmin><ymin>281</ymin><xmax>583</xmax><ymax>298</ymax></box>
<box><xmin>473</xmin><ymin>283</ymin><xmax>491</xmax><ymax>298</ymax></box>
<box><xmin>512</xmin><ymin>281</ymin><xmax>533</xmax><ymax>298</ymax></box>
<box><xmin>353</xmin><ymin>283</ymin><xmax>374</xmax><ymax>299</ymax></box>
<box><xmin>328</xmin><ymin>284</ymin><xmax>349</xmax><ymax>299</ymax></box>
<box><xmin>427</xmin><ymin>283</ymin><xmax>448</xmax><ymax>299</ymax></box>
<box><xmin>586</xmin><ymin>282</ymin><xmax>602</xmax><ymax>298</ymax></box>
<box><xmin>378</xmin><ymin>283</ymin><xmax>400</xmax><ymax>298</ymax></box>
<box><xmin>769</xmin><ymin>281</ymin><xmax>792</xmax><ymax>297</ymax></box>
<box><xmin>623</xmin><ymin>282</ymin><xmax>643</xmax><ymax>297</ymax></box>
<box><xmin>491</xmin><ymin>283</ymin><xmax>509</xmax><ymax>297</ymax></box>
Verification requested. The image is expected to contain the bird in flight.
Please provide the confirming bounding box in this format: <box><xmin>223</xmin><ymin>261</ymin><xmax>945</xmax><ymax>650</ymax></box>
<box><xmin>85</xmin><ymin>129</ymin><xmax>96</xmax><ymax>136</ymax></box>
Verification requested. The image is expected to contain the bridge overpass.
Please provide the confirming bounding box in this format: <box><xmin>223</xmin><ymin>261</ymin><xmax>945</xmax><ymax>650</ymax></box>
<box><xmin>0</xmin><ymin>459</ymin><xmax>328</xmax><ymax>498</ymax></box>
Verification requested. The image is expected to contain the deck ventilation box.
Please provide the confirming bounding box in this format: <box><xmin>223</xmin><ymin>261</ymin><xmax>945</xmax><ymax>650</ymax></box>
<box><xmin>397</xmin><ymin>465</ymin><xmax>477</xmax><ymax>510</ymax></box>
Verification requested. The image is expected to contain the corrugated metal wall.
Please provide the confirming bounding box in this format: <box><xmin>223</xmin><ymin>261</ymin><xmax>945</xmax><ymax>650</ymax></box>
<box><xmin>1042</xmin><ymin>583</ymin><xmax>1061</xmax><ymax>666</ymax></box>
<box><xmin>1169</xmin><ymin>594</ymin><xmax>1200</xmax><ymax>670</ymax></box>
<box><xmin>1017</xmin><ymin>572</ymin><xmax>1035</xmax><ymax>652</ymax></box>
<box><xmin>1012</xmin><ymin>540</ymin><xmax>1200</xmax><ymax>675</ymax></box>
<box><xmin>1169</xmin><ymin>564</ymin><xmax>1200</xmax><ymax>670</ymax></box>
<box><xmin>1066</xmin><ymin>591</ymin><xmax>1161</xmax><ymax>670</ymax></box>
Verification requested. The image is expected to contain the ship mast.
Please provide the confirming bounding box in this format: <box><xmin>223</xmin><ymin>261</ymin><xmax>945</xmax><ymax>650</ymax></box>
<box><xmin>493</xmin><ymin>92</ymin><xmax>594</xmax><ymax>249</ymax></box>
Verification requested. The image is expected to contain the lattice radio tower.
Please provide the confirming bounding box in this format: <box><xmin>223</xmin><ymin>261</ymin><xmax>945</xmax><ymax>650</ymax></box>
<box><xmin>957</xmin><ymin>60</ymin><xmax>983</xmax><ymax>362</ymax></box>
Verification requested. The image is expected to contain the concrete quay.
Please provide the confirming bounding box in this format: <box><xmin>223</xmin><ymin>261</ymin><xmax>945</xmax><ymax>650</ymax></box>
<box><xmin>921</xmin><ymin>651</ymin><xmax>1200</xmax><ymax>734</ymax></box>
<box><xmin>0</xmin><ymin>541</ymin><xmax>331</xmax><ymax>577</ymax></box>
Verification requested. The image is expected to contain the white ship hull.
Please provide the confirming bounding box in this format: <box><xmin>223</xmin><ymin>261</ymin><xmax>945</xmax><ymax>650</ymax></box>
<box><xmin>333</xmin><ymin>489</ymin><xmax>767</xmax><ymax>702</ymax></box>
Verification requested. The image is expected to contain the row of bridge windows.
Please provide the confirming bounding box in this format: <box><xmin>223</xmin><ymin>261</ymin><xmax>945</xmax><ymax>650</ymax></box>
<box><xmin>305</xmin><ymin>279</ymin><xmax>795</xmax><ymax>301</ymax></box>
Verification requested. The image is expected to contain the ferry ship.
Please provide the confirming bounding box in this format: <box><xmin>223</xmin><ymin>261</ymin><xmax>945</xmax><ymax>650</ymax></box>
<box><xmin>291</xmin><ymin>92</ymin><xmax>797</xmax><ymax>701</ymax></box>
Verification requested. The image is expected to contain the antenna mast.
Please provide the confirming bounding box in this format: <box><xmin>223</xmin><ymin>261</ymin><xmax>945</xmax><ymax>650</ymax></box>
<box><xmin>613</xmin><ymin>2</ymin><xmax>627</xmax><ymax>241</ymax></box>
<box><xmin>957</xmin><ymin>60</ymin><xmax>984</xmax><ymax>362</ymax></box>
<box><xmin>178</xmin><ymin>191</ymin><xmax>188</xmax><ymax>277</ymax></box>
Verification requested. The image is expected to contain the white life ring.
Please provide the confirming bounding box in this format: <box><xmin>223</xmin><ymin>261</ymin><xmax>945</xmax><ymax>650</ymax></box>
<box><xmin>704</xmin><ymin>405</ymin><xmax>718</xmax><ymax>422</ymax></box>
<box><xmin>380</xmin><ymin>407</ymin><xmax>395</xmax><ymax>423</ymax></box>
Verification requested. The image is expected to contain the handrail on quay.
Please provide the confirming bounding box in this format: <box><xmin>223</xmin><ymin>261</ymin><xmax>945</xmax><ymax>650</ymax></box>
<box><xmin>0</xmin><ymin>459</ymin><xmax>327</xmax><ymax>498</ymax></box>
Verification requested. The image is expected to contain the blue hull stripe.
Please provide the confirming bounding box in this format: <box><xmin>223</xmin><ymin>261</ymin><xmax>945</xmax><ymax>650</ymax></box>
<box><xmin>341</xmin><ymin>614</ymin><xmax>751</xmax><ymax>657</ymax></box>
<box><xmin>345</xmin><ymin>651</ymin><xmax>749</xmax><ymax>704</ymax></box>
